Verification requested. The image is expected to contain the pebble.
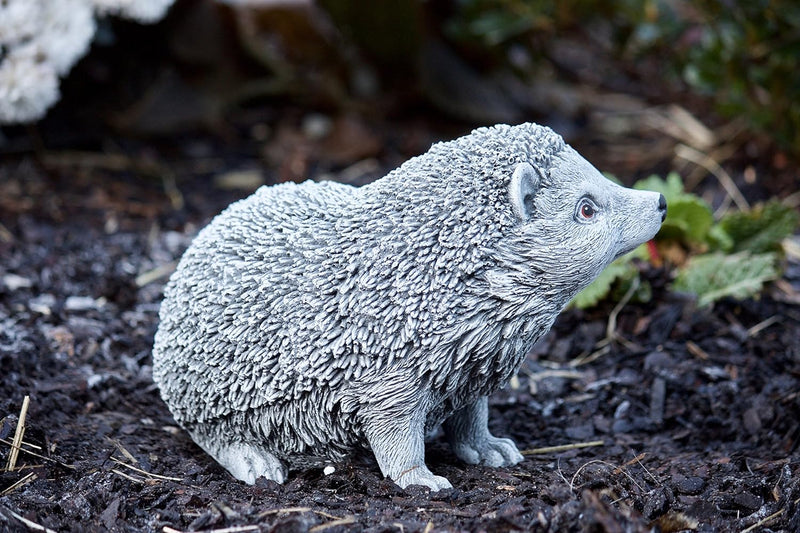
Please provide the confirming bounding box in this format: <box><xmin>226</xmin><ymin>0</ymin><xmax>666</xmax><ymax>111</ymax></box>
<box><xmin>65</xmin><ymin>295</ymin><xmax>104</xmax><ymax>311</ymax></box>
<box><xmin>29</xmin><ymin>293</ymin><xmax>56</xmax><ymax>315</ymax></box>
<box><xmin>673</xmin><ymin>475</ymin><xmax>705</xmax><ymax>495</ymax></box>
<box><xmin>742</xmin><ymin>407</ymin><xmax>762</xmax><ymax>434</ymax></box>
<box><xmin>2</xmin><ymin>273</ymin><xmax>33</xmax><ymax>290</ymax></box>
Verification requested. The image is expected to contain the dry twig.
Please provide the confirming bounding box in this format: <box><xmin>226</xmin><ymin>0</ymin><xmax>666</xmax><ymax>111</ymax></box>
<box><xmin>257</xmin><ymin>507</ymin><xmax>342</xmax><ymax>521</ymax></box>
<box><xmin>5</xmin><ymin>396</ymin><xmax>30</xmax><ymax>472</ymax></box>
<box><xmin>111</xmin><ymin>468</ymin><xmax>146</xmax><ymax>484</ymax></box>
<box><xmin>110</xmin><ymin>456</ymin><xmax>183</xmax><ymax>482</ymax></box>
<box><xmin>135</xmin><ymin>262</ymin><xmax>177</xmax><ymax>287</ymax></box>
<box><xmin>569</xmin><ymin>459</ymin><xmax>644</xmax><ymax>492</ymax></box>
<box><xmin>308</xmin><ymin>517</ymin><xmax>357</xmax><ymax>532</ymax></box>
<box><xmin>521</xmin><ymin>440</ymin><xmax>605</xmax><ymax>456</ymax></box>
<box><xmin>740</xmin><ymin>508</ymin><xmax>785</xmax><ymax>533</ymax></box>
<box><xmin>675</xmin><ymin>143</ymin><xmax>749</xmax><ymax>212</ymax></box>
<box><xmin>163</xmin><ymin>526</ymin><xmax>259</xmax><ymax>533</ymax></box>
<box><xmin>0</xmin><ymin>472</ymin><xmax>37</xmax><ymax>497</ymax></box>
<box><xmin>0</xmin><ymin>438</ymin><xmax>73</xmax><ymax>469</ymax></box>
<box><xmin>106</xmin><ymin>437</ymin><xmax>137</xmax><ymax>464</ymax></box>
<box><xmin>0</xmin><ymin>505</ymin><xmax>57</xmax><ymax>533</ymax></box>
<box><xmin>747</xmin><ymin>315</ymin><xmax>781</xmax><ymax>337</ymax></box>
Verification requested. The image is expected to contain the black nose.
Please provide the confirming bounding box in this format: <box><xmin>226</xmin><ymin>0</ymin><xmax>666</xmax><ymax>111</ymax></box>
<box><xmin>658</xmin><ymin>194</ymin><xmax>667</xmax><ymax>222</ymax></box>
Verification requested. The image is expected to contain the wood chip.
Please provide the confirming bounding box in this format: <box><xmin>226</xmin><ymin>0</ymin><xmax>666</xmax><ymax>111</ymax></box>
<box><xmin>686</xmin><ymin>341</ymin><xmax>709</xmax><ymax>360</ymax></box>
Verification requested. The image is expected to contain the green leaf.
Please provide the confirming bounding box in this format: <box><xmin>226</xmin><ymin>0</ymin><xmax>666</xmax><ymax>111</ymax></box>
<box><xmin>660</xmin><ymin>196</ymin><xmax>714</xmax><ymax>244</ymax></box>
<box><xmin>635</xmin><ymin>173</ymin><xmax>714</xmax><ymax>245</ymax></box>
<box><xmin>707</xmin><ymin>224</ymin><xmax>735</xmax><ymax>252</ymax></box>
<box><xmin>672</xmin><ymin>252</ymin><xmax>779</xmax><ymax>307</ymax></box>
<box><xmin>571</xmin><ymin>252</ymin><xmax>639</xmax><ymax>309</ymax></box>
<box><xmin>634</xmin><ymin>172</ymin><xmax>685</xmax><ymax>202</ymax></box>
<box><xmin>716</xmin><ymin>201</ymin><xmax>800</xmax><ymax>254</ymax></box>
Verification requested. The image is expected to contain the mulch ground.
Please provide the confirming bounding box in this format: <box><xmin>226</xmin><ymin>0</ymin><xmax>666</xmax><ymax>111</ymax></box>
<box><xmin>1</xmin><ymin>126</ymin><xmax>799</xmax><ymax>533</ymax></box>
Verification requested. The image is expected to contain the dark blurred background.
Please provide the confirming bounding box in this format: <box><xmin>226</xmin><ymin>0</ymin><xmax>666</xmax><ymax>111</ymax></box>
<box><xmin>1</xmin><ymin>0</ymin><xmax>798</xmax><ymax>202</ymax></box>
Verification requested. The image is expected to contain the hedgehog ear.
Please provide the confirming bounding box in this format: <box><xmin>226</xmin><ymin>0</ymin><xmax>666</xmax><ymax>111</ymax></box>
<box><xmin>509</xmin><ymin>162</ymin><xmax>540</xmax><ymax>221</ymax></box>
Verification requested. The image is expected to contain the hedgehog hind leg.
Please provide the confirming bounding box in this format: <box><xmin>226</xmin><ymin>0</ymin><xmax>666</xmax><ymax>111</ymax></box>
<box><xmin>444</xmin><ymin>396</ymin><xmax>524</xmax><ymax>468</ymax></box>
<box><xmin>188</xmin><ymin>427</ymin><xmax>287</xmax><ymax>485</ymax></box>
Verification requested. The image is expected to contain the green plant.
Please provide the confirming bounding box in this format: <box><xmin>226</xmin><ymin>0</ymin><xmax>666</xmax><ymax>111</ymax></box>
<box><xmin>672</xmin><ymin>252</ymin><xmax>779</xmax><ymax>308</ymax></box>
<box><xmin>634</xmin><ymin>173</ymin><xmax>713</xmax><ymax>247</ymax></box>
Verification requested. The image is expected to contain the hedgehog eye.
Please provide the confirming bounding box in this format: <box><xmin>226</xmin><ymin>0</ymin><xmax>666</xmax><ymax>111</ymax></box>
<box><xmin>575</xmin><ymin>198</ymin><xmax>598</xmax><ymax>222</ymax></box>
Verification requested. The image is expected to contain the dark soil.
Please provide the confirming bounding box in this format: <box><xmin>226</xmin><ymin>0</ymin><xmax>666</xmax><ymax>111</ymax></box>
<box><xmin>1</xmin><ymin>127</ymin><xmax>799</xmax><ymax>533</ymax></box>
<box><xmin>1</xmin><ymin>7</ymin><xmax>800</xmax><ymax>529</ymax></box>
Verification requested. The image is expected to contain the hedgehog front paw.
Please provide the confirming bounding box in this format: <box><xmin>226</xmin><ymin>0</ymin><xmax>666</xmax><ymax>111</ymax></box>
<box><xmin>452</xmin><ymin>435</ymin><xmax>524</xmax><ymax>468</ymax></box>
<box><xmin>394</xmin><ymin>465</ymin><xmax>453</xmax><ymax>491</ymax></box>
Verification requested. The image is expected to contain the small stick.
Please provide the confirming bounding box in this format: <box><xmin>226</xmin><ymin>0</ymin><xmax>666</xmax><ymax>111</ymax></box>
<box><xmin>570</xmin><ymin>459</ymin><xmax>644</xmax><ymax>492</ymax></box>
<box><xmin>135</xmin><ymin>262</ymin><xmax>177</xmax><ymax>287</ymax></box>
<box><xmin>521</xmin><ymin>440</ymin><xmax>605</xmax><ymax>455</ymax></box>
<box><xmin>0</xmin><ymin>472</ymin><xmax>37</xmax><ymax>496</ymax></box>
<box><xmin>0</xmin><ymin>505</ymin><xmax>57</xmax><ymax>533</ymax></box>
<box><xmin>0</xmin><ymin>221</ymin><xmax>13</xmax><ymax>243</ymax></box>
<box><xmin>740</xmin><ymin>508</ymin><xmax>785</xmax><ymax>533</ymax></box>
<box><xmin>5</xmin><ymin>396</ymin><xmax>30</xmax><ymax>472</ymax></box>
<box><xmin>747</xmin><ymin>315</ymin><xmax>781</xmax><ymax>337</ymax></box>
<box><xmin>525</xmin><ymin>369</ymin><xmax>585</xmax><ymax>381</ymax></box>
<box><xmin>605</xmin><ymin>276</ymin><xmax>640</xmax><ymax>344</ymax></box>
<box><xmin>257</xmin><ymin>506</ymin><xmax>312</xmax><ymax>517</ymax></box>
<box><xmin>0</xmin><ymin>439</ymin><xmax>74</xmax><ymax>469</ymax></box>
<box><xmin>632</xmin><ymin>453</ymin><xmax>659</xmax><ymax>485</ymax></box>
<box><xmin>309</xmin><ymin>517</ymin><xmax>357</xmax><ymax>532</ymax></box>
<box><xmin>110</xmin><ymin>456</ymin><xmax>183</xmax><ymax>481</ymax></box>
<box><xmin>686</xmin><ymin>341</ymin><xmax>709</xmax><ymax>360</ymax></box>
<box><xmin>106</xmin><ymin>437</ymin><xmax>137</xmax><ymax>464</ymax></box>
<box><xmin>569</xmin><ymin>344</ymin><xmax>610</xmax><ymax>368</ymax></box>
<box><xmin>163</xmin><ymin>526</ymin><xmax>259</xmax><ymax>533</ymax></box>
<box><xmin>675</xmin><ymin>143</ymin><xmax>749</xmax><ymax>211</ymax></box>
<box><xmin>111</xmin><ymin>468</ymin><xmax>146</xmax><ymax>484</ymax></box>
<box><xmin>257</xmin><ymin>507</ymin><xmax>342</xmax><ymax>520</ymax></box>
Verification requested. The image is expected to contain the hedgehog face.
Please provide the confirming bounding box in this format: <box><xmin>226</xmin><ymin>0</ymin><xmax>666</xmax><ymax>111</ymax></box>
<box><xmin>508</xmin><ymin>147</ymin><xmax>665</xmax><ymax>296</ymax></box>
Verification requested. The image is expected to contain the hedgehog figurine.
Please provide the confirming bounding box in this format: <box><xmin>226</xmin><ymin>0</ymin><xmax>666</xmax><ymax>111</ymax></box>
<box><xmin>152</xmin><ymin>122</ymin><xmax>666</xmax><ymax>490</ymax></box>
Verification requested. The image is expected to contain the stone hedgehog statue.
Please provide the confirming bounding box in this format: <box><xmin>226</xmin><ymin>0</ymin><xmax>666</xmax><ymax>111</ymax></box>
<box><xmin>152</xmin><ymin>122</ymin><xmax>666</xmax><ymax>490</ymax></box>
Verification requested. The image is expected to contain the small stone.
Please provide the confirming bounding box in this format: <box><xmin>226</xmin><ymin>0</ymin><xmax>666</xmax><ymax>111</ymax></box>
<box><xmin>29</xmin><ymin>293</ymin><xmax>56</xmax><ymax>315</ymax></box>
<box><xmin>323</xmin><ymin>465</ymin><xmax>335</xmax><ymax>476</ymax></box>
<box><xmin>2</xmin><ymin>273</ymin><xmax>33</xmax><ymax>290</ymax></box>
<box><xmin>302</xmin><ymin>113</ymin><xmax>333</xmax><ymax>140</ymax></box>
<box><xmin>673</xmin><ymin>475</ymin><xmax>705</xmax><ymax>495</ymax></box>
<box><xmin>565</xmin><ymin>423</ymin><xmax>595</xmax><ymax>440</ymax></box>
<box><xmin>732</xmin><ymin>492</ymin><xmax>762</xmax><ymax>512</ymax></box>
<box><xmin>643</xmin><ymin>350</ymin><xmax>675</xmax><ymax>371</ymax></box>
<box><xmin>643</xmin><ymin>487</ymin><xmax>673</xmax><ymax>519</ymax></box>
<box><xmin>742</xmin><ymin>407</ymin><xmax>762</xmax><ymax>434</ymax></box>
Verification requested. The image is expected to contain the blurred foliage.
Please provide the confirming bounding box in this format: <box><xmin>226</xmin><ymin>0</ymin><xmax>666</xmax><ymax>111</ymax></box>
<box><xmin>445</xmin><ymin>0</ymin><xmax>800</xmax><ymax>155</ymax></box>
<box><xmin>672</xmin><ymin>252</ymin><xmax>779</xmax><ymax>308</ymax></box>
<box><xmin>634</xmin><ymin>173</ymin><xmax>713</xmax><ymax>247</ymax></box>
<box><xmin>572</xmin><ymin>173</ymin><xmax>799</xmax><ymax>308</ymax></box>
<box><xmin>571</xmin><ymin>248</ymin><xmax>644</xmax><ymax>309</ymax></box>
<box><xmin>715</xmin><ymin>201</ymin><xmax>800</xmax><ymax>254</ymax></box>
